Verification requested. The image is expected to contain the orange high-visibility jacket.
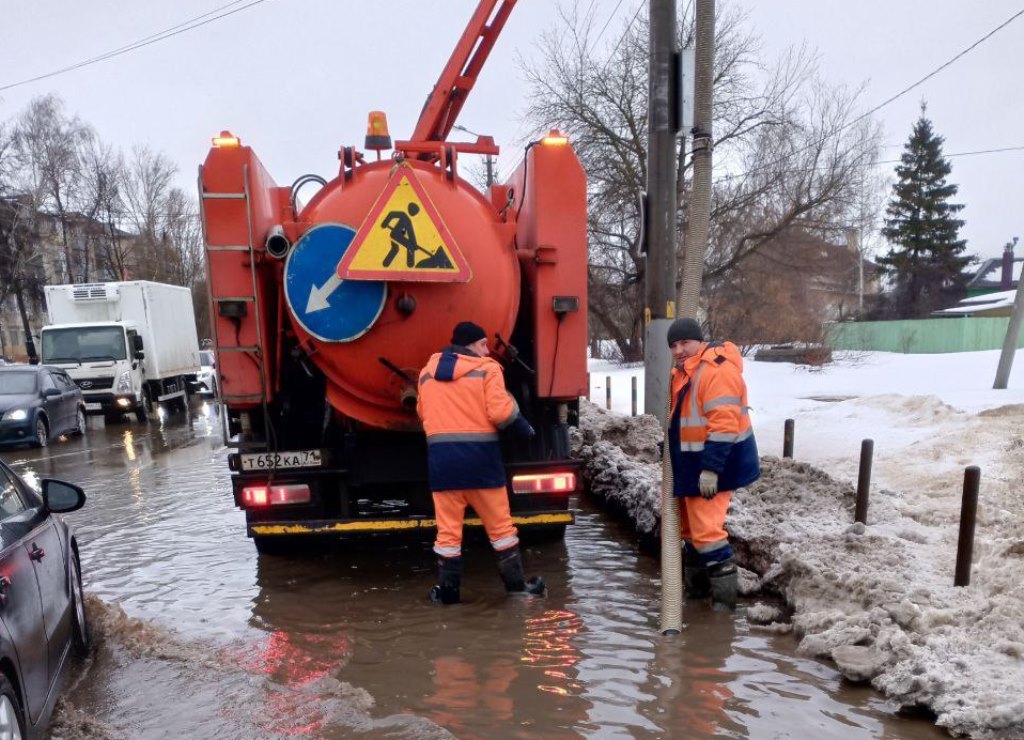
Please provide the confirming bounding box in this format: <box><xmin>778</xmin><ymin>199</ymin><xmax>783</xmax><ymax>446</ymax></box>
<box><xmin>418</xmin><ymin>347</ymin><xmax>522</xmax><ymax>491</ymax></box>
<box><xmin>668</xmin><ymin>341</ymin><xmax>760</xmax><ymax>496</ymax></box>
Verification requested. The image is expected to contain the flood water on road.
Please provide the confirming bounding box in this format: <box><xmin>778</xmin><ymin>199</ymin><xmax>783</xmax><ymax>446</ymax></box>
<box><xmin>1</xmin><ymin>404</ymin><xmax>949</xmax><ymax>739</ymax></box>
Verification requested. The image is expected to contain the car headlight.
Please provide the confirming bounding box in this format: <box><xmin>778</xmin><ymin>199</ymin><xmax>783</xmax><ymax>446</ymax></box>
<box><xmin>7</xmin><ymin>409</ymin><xmax>28</xmax><ymax>421</ymax></box>
<box><xmin>116</xmin><ymin>370</ymin><xmax>132</xmax><ymax>392</ymax></box>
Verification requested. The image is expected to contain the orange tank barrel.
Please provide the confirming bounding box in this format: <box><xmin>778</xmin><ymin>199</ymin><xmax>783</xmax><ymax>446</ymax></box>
<box><xmin>283</xmin><ymin>158</ymin><xmax>520</xmax><ymax>430</ymax></box>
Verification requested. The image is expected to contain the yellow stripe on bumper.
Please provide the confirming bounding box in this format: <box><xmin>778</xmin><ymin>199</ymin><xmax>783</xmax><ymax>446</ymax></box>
<box><xmin>250</xmin><ymin>512</ymin><xmax>574</xmax><ymax>537</ymax></box>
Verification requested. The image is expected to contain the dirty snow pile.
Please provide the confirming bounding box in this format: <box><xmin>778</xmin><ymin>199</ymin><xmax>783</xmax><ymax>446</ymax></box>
<box><xmin>579</xmin><ymin>349</ymin><xmax>1024</xmax><ymax>739</ymax></box>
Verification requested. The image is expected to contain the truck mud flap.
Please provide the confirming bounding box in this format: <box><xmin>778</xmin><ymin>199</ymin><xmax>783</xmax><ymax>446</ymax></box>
<box><xmin>249</xmin><ymin>511</ymin><xmax>574</xmax><ymax>538</ymax></box>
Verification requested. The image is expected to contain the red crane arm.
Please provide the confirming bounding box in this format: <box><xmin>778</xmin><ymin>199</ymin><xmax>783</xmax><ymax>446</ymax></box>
<box><xmin>409</xmin><ymin>0</ymin><xmax>517</xmax><ymax>146</ymax></box>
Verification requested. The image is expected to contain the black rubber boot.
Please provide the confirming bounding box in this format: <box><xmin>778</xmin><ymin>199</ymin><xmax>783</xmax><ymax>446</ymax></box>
<box><xmin>429</xmin><ymin>556</ymin><xmax>463</xmax><ymax>605</ymax></box>
<box><xmin>497</xmin><ymin>547</ymin><xmax>546</xmax><ymax>596</ymax></box>
<box><xmin>708</xmin><ymin>557</ymin><xmax>738</xmax><ymax>611</ymax></box>
<box><xmin>684</xmin><ymin>545</ymin><xmax>711</xmax><ymax>600</ymax></box>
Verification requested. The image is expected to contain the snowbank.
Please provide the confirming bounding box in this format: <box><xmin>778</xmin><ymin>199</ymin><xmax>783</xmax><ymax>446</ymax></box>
<box><xmin>577</xmin><ymin>349</ymin><xmax>1024</xmax><ymax>738</ymax></box>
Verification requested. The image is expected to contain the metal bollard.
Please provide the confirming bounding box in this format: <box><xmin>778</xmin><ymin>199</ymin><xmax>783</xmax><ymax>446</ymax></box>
<box><xmin>855</xmin><ymin>439</ymin><xmax>874</xmax><ymax>524</ymax></box>
<box><xmin>606</xmin><ymin>376</ymin><xmax>612</xmax><ymax>410</ymax></box>
<box><xmin>954</xmin><ymin>466</ymin><xmax>981</xmax><ymax>587</ymax></box>
<box><xmin>631</xmin><ymin>376</ymin><xmax>638</xmax><ymax>416</ymax></box>
<box><xmin>783</xmin><ymin>419</ymin><xmax>795</xmax><ymax>458</ymax></box>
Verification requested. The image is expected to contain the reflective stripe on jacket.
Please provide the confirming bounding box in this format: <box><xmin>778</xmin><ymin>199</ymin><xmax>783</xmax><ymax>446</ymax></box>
<box><xmin>668</xmin><ymin>341</ymin><xmax>760</xmax><ymax>497</ymax></box>
<box><xmin>417</xmin><ymin>346</ymin><xmax>521</xmax><ymax>491</ymax></box>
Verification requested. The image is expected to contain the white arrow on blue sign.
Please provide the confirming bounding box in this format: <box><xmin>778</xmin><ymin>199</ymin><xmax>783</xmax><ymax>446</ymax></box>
<box><xmin>284</xmin><ymin>223</ymin><xmax>386</xmax><ymax>343</ymax></box>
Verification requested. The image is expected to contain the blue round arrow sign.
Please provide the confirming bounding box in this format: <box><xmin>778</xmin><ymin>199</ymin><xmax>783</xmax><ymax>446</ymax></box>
<box><xmin>284</xmin><ymin>223</ymin><xmax>386</xmax><ymax>342</ymax></box>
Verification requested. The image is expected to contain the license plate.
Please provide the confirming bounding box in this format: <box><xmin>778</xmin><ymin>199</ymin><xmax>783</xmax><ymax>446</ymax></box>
<box><xmin>85</xmin><ymin>403</ymin><xmax>102</xmax><ymax>411</ymax></box>
<box><xmin>240</xmin><ymin>450</ymin><xmax>322</xmax><ymax>471</ymax></box>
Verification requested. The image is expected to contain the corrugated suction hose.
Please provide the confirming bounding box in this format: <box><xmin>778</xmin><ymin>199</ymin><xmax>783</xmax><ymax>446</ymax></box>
<box><xmin>661</xmin><ymin>391</ymin><xmax>683</xmax><ymax>634</ymax></box>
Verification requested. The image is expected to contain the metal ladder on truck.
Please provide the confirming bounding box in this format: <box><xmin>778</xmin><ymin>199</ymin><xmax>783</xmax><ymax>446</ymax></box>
<box><xmin>197</xmin><ymin>164</ymin><xmax>272</xmax><ymax>451</ymax></box>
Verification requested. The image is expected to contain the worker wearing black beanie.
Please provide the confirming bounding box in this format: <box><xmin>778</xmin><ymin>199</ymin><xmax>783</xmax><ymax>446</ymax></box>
<box><xmin>664</xmin><ymin>317</ymin><xmax>760</xmax><ymax>611</ymax></box>
<box><xmin>417</xmin><ymin>321</ymin><xmax>544</xmax><ymax>605</ymax></box>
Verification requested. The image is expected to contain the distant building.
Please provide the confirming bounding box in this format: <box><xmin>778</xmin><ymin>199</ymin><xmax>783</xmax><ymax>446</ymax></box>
<box><xmin>935</xmin><ymin>240</ymin><xmax>1021</xmax><ymax>317</ymax></box>
<box><xmin>0</xmin><ymin>210</ymin><xmax>140</xmax><ymax>362</ymax></box>
<box><xmin>964</xmin><ymin>241</ymin><xmax>1022</xmax><ymax>297</ymax></box>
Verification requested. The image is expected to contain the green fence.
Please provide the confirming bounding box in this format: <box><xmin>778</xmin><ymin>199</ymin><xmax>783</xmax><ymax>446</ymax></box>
<box><xmin>828</xmin><ymin>317</ymin><xmax>1023</xmax><ymax>354</ymax></box>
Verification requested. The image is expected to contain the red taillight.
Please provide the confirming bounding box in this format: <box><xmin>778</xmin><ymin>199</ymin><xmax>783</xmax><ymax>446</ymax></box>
<box><xmin>511</xmin><ymin>472</ymin><xmax>577</xmax><ymax>494</ymax></box>
<box><xmin>241</xmin><ymin>484</ymin><xmax>311</xmax><ymax>507</ymax></box>
<box><xmin>242</xmin><ymin>486</ymin><xmax>269</xmax><ymax>507</ymax></box>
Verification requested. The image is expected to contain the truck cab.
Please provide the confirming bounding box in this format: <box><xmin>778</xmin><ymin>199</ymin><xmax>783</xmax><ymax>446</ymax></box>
<box><xmin>40</xmin><ymin>321</ymin><xmax>149</xmax><ymax>421</ymax></box>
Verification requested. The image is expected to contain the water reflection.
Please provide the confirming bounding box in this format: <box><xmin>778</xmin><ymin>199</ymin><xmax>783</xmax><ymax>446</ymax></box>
<box><xmin>640</xmin><ymin>610</ymin><xmax>743</xmax><ymax>738</ymax></box>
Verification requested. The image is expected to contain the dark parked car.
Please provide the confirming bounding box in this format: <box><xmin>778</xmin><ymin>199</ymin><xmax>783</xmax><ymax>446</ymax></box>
<box><xmin>0</xmin><ymin>367</ymin><xmax>87</xmax><ymax>449</ymax></box>
<box><xmin>0</xmin><ymin>460</ymin><xmax>89</xmax><ymax>738</ymax></box>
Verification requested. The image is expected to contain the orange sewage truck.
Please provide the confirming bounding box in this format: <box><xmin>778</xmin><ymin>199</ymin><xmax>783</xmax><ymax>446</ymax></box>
<box><xmin>198</xmin><ymin>0</ymin><xmax>587</xmax><ymax>553</ymax></box>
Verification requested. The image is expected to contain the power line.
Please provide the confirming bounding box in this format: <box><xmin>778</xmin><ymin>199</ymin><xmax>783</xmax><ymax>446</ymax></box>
<box><xmin>497</xmin><ymin>0</ymin><xmax>644</xmax><ymax>183</ymax></box>
<box><xmin>589</xmin><ymin>0</ymin><xmax>627</xmax><ymax>56</ymax></box>
<box><xmin>717</xmin><ymin>6</ymin><xmax>1024</xmax><ymax>183</ymax></box>
<box><xmin>0</xmin><ymin>0</ymin><xmax>271</xmax><ymax>93</ymax></box>
<box><xmin>852</xmin><ymin>7</ymin><xmax>1024</xmax><ymax>129</ymax></box>
<box><xmin>603</xmin><ymin>0</ymin><xmax>645</xmax><ymax>64</ymax></box>
<box><xmin>712</xmin><ymin>144</ymin><xmax>1024</xmax><ymax>184</ymax></box>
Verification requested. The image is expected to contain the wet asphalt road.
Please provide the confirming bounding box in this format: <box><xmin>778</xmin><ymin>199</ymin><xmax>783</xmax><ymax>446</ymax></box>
<box><xmin>1</xmin><ymin>401</ymin><xmax>949</xmax><ymax>739</ymax></box>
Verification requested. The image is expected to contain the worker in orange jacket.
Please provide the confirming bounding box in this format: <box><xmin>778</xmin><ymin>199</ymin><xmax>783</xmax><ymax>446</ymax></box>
<box><xmin>666</xmin><ymin>318</ymin><xmax>760</xmax><ymax>610</ymax></box>
<box><xmin>417</xmin><ymin>321</ymin><xmax>545</xmax><ymax>604</ymax></box>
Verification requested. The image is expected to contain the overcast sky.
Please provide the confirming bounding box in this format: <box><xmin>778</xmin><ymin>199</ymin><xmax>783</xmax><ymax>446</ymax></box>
<box><xmin>2</xmin><ymin>0</ymin><xmax>1021</xmax><ymax>260</ymax></box>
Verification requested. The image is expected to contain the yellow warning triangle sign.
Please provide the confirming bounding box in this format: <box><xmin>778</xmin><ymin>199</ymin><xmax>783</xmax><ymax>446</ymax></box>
<box><xmin>336</xmin><ymin>166</ymin><xmax>471</xmax><ymax>283</ymax></box>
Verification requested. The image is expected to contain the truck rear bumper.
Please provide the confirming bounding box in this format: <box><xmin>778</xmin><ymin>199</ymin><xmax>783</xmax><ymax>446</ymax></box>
<box><xmin>249</xmin><ymin>511</ymin><xmax>574</xmax><ymax>538</ymax></box>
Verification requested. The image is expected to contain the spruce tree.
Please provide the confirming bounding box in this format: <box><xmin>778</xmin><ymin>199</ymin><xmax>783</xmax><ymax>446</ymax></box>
<box><xmin>878</xmin><ymin>104</ymin><xmax>970</xmax><ymax>318</ymax></box>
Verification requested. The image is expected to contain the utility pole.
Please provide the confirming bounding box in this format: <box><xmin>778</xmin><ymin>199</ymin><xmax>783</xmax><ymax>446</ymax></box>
<box><xmin>453</xmin><ymin>124</ymin><xmax>494</xmax><ymax>186</ymax></box>
<box><xmin>646</xmin><ymin>0</ymin><xmax>681</xmax><ymax>637</ymax></box>
<box><xmin>644</xmin><ymin>0</ymin><xmax>678</xmax><ymax>424</ymax></box>
<box><xmin>846</xmin><ymin>228</ymin><xmax>863</xmax><ymax>313</ymax></box>
<box><xmin>993</xmin><ymin>237</ymin><xmax>1022</xmax><ymax>389</ymax></box>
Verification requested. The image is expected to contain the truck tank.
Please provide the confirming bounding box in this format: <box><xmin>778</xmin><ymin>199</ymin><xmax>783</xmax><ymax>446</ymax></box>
<box><xmin>288</xmin><ymin>159</ymin><xmax>520</xmax><ymax>431</ymax></box>
<box><xmin>199</xmin><ymin>0</ymin><xmax>588</xmax><ymax>551</ymax></box>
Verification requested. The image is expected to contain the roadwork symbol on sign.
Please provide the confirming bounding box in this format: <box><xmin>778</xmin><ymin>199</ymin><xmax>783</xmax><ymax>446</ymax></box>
<box><xmin>336</xmin><ymin>167</ymin><xmax>471</xmax><ymax>283</ymax></box>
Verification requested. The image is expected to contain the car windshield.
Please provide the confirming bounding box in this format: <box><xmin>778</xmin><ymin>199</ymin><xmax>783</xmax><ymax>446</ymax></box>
<box><xmin>42</xmin><ymin>326</ymin><xmax>127</xmax><ymax>363</ymax></box>
<box><xmin>0</xmin><ymin>372</ymin><xmax>38</xmax><ymax>395</ymax></box>
<box><xmin>199</xmin><ymin>351</ymin><xmax>215</xmax><ymax>366</ymax></box>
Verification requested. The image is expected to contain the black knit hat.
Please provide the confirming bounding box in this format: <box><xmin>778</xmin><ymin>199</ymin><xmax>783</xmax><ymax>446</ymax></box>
<box><xmin>451</xmin><ymin>321</ymin><xmax>487</xmax><ymax>347</ymax></box>
<box><xmin>666</xmin><ymin>318</ymin><xmax>703</xmax><ymax>345</ymax></box>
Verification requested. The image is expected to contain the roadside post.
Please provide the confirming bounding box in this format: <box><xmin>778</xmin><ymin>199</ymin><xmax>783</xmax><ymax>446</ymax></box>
<box><xmin>606</xmin><ymin>376</ymin><xmax>612</xmax><ymax>410</ymax></box>
<box><xmin>855</xmin><ymin>439</ymin><xmax>873</xmax><ymax>524</ymax></box>
<box><xmin>631</xmin><ymin>376</ymin><xmax>638</xmax><ymax>416</ymax></box>
<box><xmin>783</xmin><ymin>419</ymin><xmax>795</xmax><ymax>458</ymax></box>
<box><xmin>955</xmin><ymin>466</ymin><xmax>980</xmax><ymax>587</ymax></box>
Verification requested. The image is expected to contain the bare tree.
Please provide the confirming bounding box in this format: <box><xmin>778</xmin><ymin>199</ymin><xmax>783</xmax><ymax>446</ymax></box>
<box><xmin>522</xmin><ymin>2</ymin><xmax>883</xmax><ymax>358</ymax></box>
<box><xmin>12</xmin><ymin>94</ymin><xmax>94</xmax><ymax>283</ymax></box>
<box><xmin>118</xmin><ymin>145</ymin><xmax>179</xmax><ymax>281</ymax></box>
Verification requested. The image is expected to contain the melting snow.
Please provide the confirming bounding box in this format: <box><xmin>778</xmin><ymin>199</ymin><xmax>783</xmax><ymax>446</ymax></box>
<box><xmin>579</xmin><ymin>349</ymin><xmax>1024</xmax><ymax>738</ymax></box>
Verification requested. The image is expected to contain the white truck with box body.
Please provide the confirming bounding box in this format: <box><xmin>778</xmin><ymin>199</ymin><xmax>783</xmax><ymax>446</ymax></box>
<box><xmin>41</xmin><ymin>281</ymin><xmax>201</xmax><ymax>421</ymax></box>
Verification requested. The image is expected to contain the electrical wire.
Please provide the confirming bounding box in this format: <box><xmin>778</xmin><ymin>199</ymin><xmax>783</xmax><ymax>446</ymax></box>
<box><xmin>589</xmin><ymin>0</ymin><xmax>627</xmax><ymax>56</ymax></box>
<box><xmin>711</xmin><ymin>144</ymin><xmax>1024</xmax><ymax>184</ymax></box>
<box><xmin>708</xmin><ymin>6</ymin><xmax>1024</xmax><ymax>184</ymax></box>
<box><xmin>0</xmin><ymin>0</ymin><xmax>271</xmax><ymax>93</ymax></box>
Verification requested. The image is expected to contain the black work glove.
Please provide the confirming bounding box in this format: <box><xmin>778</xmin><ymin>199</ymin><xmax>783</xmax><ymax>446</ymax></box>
<box><xmin>509</xmin><ymin>415</ymin><xmax>536</xmax><ymax>439</ymax></box>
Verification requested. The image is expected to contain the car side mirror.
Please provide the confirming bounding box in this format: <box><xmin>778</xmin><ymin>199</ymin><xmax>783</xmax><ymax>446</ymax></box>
<box><xmin>43</xmin><ymin>387</ymin><xmax>61</xmax><ymax>397</ymax></box>
<box><xmin>42</xmin><ymin>479</ymin><xmax>86</xmax><ymax>513</ymax></box>
<box><xmin>133</xmin><ymin>335</ymin><xmax>144</xmax><ymax>352</ymax></box>
<box><xmin>135</xmin><ymin>350</ymin><xmax>145</xmax><ymax>360</ymax></box>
